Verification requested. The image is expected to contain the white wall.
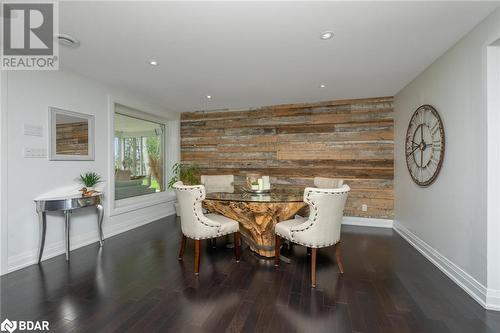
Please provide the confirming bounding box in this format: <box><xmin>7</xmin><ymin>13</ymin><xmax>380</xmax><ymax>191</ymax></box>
<box><xmin>394</xmin><ymin>7</ymin><xmax>500</xmax><ymax>309</ymax></box>
<box><xmin>0</xmin><ymin>69</ymin><xmax>180</xmax><ymax>275</ymax></box>
<box><xmin>1</xmin><ymin>71</ymin><xmax>8</xmax><ymax>275</ymax></box>
<box><xmin>487</xmin><ymin>39</ymin><xmax>500</xmax><ymax>307</ymax></box>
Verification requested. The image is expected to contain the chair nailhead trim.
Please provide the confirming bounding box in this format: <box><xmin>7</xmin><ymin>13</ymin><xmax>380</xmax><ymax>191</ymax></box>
<box><xmin>175</xmin><ymin>185</ymin><xmax>222</xmax><ymax>238</ymax></box>
<box><xmin>275</xmin><ymin>232</ymin><xmax>338</xmax><ymax>248</ymax></box>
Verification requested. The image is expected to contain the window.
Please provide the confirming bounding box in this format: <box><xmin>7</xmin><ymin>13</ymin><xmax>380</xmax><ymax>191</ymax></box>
<box><xmin>114</xmin><ymin>110</ymin><xmax>165</xmax><ymax>200</ymax></box>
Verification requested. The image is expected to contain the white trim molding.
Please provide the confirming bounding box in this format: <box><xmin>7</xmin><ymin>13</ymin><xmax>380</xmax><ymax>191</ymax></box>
<box><xmin>487</xmin><ymin>289</ymin><xmax>500</xmax><ymax>311</ymax></box>
<box><xmin>7</xmin><ymin>204</ymin><xmax>176</xmax><ymax>274</ymax></box>
<box><xmin>393</xmin><ymin>220</ymin><xmax>500</xmax><ymax>310</ymax></box>
<box><xmin>107</xmin><ymin>95</ymin><xmax>178</xmax><ymax>217</ymax></box>
<box><xmin>342</xmin><ymin>216</ymin><xmax>394</xmax><ymax>228</ymax></box>
<box><xmin>487</xmin><ymin>41</ymin><xmax>500</xmax><ymax>311</ymax></box>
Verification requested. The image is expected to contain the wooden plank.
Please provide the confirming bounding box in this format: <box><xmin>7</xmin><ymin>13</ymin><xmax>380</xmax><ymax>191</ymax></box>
<box><xmin>180</xmin><ymin>96</ymin><xmax>395</xmax><ymax>219</ymax></box>
<box><xmin>276</xmin><ymin>143</ymin><xmax>393</xmax><ymax>161</ymax></box>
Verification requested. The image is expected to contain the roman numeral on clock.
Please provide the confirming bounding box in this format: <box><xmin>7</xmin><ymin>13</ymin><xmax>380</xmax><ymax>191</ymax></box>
<box><xmin>405</xmin><ymin>105</ymin><xmax>444</xmax><ymax>187</ymax></box>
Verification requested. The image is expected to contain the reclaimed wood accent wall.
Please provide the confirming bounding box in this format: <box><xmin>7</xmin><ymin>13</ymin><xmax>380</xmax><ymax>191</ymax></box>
<box><xmin>56</xmin><ymin>122</ymin><xmax>89</xmax><ymax>155</ymax></box>
<box><xmin>181</xmin><ymin>96</ymin><xmax>394</xmax><ymax>219</ymax></box>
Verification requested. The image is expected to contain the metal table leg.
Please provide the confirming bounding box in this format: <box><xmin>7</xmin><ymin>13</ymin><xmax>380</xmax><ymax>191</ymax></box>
<box><xmin>37</xmin><ymin>212</ymin><xmax>47</xmax><ymax>263</ymax></box>
<box><xmin>64</xmin><ymin>210</ymin><xmax>71</xmax><ymax>261</ymax></box>
<box><xmin>96</xmin><ymin>204</ymin><xmax>104</xmax><ymax>247</ymax></box>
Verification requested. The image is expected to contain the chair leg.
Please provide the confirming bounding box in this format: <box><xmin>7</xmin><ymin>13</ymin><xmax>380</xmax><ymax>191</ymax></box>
<box><xmin>335</xmin><ymin>242</ymin><xmax>344</xmax><ymax>274</ymax></box>
<box><xmin>178</xmin><ymin>235</ymin><xmax>186</xmax><ymax>260</ymax></box>
<box><xmin>307</xmin><ymin>247</ymin><xmax>311</xmax><ymax>256</ymax></box>
<box><xmin>211</xmin><ymin>238</ymin><xmax>217</xmax><ymax>249</ymax></box>
<box><xmin>311</xmin><ymin>248</ymin><xmax>317</xmax><ymax>288</ymax></box>
<box><xmin>274</xmin><ymin>235</ymin><xmax>281</xmax><ymax>267</ymax></box>
<box><xmin>194</xmin><ymin>239</ymin><xmax>201</xmax><ymax>276</ymax></box>
<box><xmin>234</xmin><ymin>232</ymin><xmax>240</xmax><ymax>262</ymax></box>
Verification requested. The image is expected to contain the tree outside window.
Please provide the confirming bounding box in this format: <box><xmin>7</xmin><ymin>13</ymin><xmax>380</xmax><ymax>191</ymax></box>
<box><xmin>114</xmin><ymin>112</ymin><xmax>165</xmax><ymax>200</ymax></box>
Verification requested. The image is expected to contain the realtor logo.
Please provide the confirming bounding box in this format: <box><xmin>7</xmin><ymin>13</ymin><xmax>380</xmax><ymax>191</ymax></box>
<box><xmin>0</xmin><ymin>319</ymin><xmax>49</xmax><ymax>332</ymax></box>
<box><xmin>1</xmin><ymin>1</ymin><xmax>59</xmax><ymax>70</ymax></box>
<box><xmin>0</xmin><ymin>319</ymin><xmax>17</xmax><ymax>333</ymax></box>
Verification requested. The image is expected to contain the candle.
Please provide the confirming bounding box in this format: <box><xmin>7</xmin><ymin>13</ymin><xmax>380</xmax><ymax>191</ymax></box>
<box><xmin>258</xmin><ymin>178</ymin><xmax>264</xmax><ymax>190</ymax></box>
<box><xmin>262</xmin><ymin>176</ymin><xmax>270</xmax><ymax>190</ymax></box>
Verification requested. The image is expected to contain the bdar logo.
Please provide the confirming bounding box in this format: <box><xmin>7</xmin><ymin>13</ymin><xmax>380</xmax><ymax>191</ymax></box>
<box><xmin>0</xmin><ymin>319</ymin><xmax>17</xmax><ymax>333</ymax></box>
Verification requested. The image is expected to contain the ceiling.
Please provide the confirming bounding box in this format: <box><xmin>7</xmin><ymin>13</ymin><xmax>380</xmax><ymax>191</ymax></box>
<box><xmin>59</xmin><ymin>1</ymin><xmax>500</xmax><ymax>113</ymax></box>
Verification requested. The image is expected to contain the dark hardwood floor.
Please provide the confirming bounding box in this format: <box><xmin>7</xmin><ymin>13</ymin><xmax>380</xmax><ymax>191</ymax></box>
<box><xmin>1</xmin><ymin>216</ymin><xmax>500</xmax><ymax>333</ymax></box>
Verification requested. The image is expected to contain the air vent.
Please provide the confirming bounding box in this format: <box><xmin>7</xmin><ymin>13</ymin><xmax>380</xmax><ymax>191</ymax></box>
<box><xmin>57</xmin><ymin>34</ymin><xmax>80</xmax><ymax>48</ymax></box>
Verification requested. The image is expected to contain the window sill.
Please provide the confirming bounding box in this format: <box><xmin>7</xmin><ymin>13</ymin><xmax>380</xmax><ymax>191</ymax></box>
<box><xmin>110</xmin><ymin>190</ymin><xmax>176</xmax><ymax>216</ymax></box>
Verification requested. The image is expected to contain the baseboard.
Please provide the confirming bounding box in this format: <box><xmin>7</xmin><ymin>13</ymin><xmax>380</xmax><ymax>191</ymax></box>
<box><xmin>6</xmin><ymin>208</ymin><xmax>499</xmax><ymax>311</ymax></box>
<box><xmin>6</xmin><ymin>205</ymin><xmax>175</xmax><ymax>274</ymax></box>
<box><xmin>393</xmin><ymin>220</ymin><xmax>490</xmax><ymax>309</ymax></box>
<box><xmin>486</xmin><ymin>289</ymin><xmax>500</xmax><ymax>311</ymax></box>
<box><xmin>342</xmin><ymin>216</ymin><xmax>393</xmax><ymax>228</ymax></box>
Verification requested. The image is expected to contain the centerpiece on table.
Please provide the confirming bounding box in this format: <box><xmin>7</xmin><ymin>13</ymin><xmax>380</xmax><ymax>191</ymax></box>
<box><xmin>244</xmin><ymin>173</ymin><xmax>271</xmax><ymax>194</ymax></box>
<box><xmin>79</xmin><ymin>172</ymin><xmax>102</xmax><ymax>197</ymax></box>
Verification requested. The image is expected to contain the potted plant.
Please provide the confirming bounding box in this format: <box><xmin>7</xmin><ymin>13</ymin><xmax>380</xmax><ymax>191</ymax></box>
<box><xmin>168</xmin><ymin>162</ymin><xmax>201</xmax><ymax>188</ymax></box>
<box><xmin>168</xmin><ymin>163</ymin><xmax>201</xmax><ymax>216</ymax></box>
<box><xmin>79</xmin><ymin>172</ymin><xmax>102</xmax><ymax>193</ymax></box>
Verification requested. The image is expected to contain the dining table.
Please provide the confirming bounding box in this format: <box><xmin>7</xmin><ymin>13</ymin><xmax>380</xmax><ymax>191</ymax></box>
<box><xmin>203</xmin><ymin>187</ymin><xmax>307</xmax><ymax>257</ymax></box>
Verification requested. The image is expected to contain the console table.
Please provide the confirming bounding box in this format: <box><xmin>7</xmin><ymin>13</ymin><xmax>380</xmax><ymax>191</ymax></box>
<box><xmin>34</xmin><ymin>192</ymin><xmax>104</xmax><ymax>263</ymax></box>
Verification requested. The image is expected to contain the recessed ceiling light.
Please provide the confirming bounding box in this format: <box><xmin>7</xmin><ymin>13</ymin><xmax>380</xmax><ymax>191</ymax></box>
<box><xmin>148</xmin><ymin>59</ymin><xmax>159</xmax><ymax>66</ymax></box>
<box><xmin>206</xmin><ymin>95</ymin><xmax>212</xmax><ymax>99</ymax></box>
<box><xmin>319</xmin><ymin>84</ymin><xmax>326</xmax><ymax>88</ymax></box>
<box><xmin>320</xmin><ymin>31</ymin><xmax>334</xmax><ymax>40</ymax></box>
<box><xmin>57</xmin><ymin>34</ymin><xmax>80</xmax><ymax>48</ymax></box>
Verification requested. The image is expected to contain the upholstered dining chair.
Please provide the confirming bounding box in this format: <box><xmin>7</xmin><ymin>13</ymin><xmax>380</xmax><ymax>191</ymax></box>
<box><xmin>275</xmin><ymin>185</ymin><xmax>350</xmax><ymax>287</ymax></box>
<box><xmin>200</xmin><ymin>175</ymin><xmax>235</xmax><ymax>248</ymax></box>
<box><xmin>313</xmin><ymin>177</ymin><xmax>344</xmax><ymax>189</ymax></box>
<box><xmin>296</xmin><ymin>177</ymin><xmax>344</xmax><ymax>219</ymax></box>
<box><xmin>201</xmin><ymin>175</ymin><xmax>235</xmax><ymax>193</ymax></box>
<box><xmin>173</xmin><ymin>181</ymin><xmax>241</xmax><ymax>275</ymax></box>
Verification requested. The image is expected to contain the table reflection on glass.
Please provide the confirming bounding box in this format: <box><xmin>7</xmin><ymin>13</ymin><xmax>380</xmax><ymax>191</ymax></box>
<box><xmin>204</xmin><ymin>187</ymin><xmax>307</xmax><ymax>257</ymax></box>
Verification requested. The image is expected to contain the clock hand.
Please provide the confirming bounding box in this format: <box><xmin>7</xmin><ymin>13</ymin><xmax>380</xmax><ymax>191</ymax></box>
<box><xmin>420</xmin><ymin>149</ymin><xmax>423</xmax><ymax>167</ymax></box>
<box><xmin>420</xmin><ymin>142</ymin><xmax>433</xmax><ymax>151</ymax></box>
<box><xmin>407</xmin><ymin>146</ymin><xmax>420</xmax><ymax>156</ymax></box>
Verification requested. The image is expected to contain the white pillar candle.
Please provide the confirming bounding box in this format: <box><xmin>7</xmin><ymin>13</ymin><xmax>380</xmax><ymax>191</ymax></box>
<box><xmin>262</xmin><ymin>176</ymin><xmax>270</xmax><ymax>190</ymax></box>
<box><xmin>258</xmin><ymin>178</ymin><xmax>264</xmax><ymax>190</ymax></box>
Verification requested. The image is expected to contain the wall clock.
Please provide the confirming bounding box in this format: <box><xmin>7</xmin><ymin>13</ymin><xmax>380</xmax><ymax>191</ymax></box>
<box><xmin>405</xmin><ymin>105</ymin><xmax>445</xmax><ymax>187</ymax></box>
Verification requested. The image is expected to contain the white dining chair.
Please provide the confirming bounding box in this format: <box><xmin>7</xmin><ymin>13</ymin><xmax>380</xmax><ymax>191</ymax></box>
<box><xmin>314</xmin><ymin>177</ymin><xmax>344</xmax><ymax>189</ymax></box>
<box><xmin>201</xmin><ymin>175</ymin><xmax>235</xmax><ymax>193</ymax></box>
<box><xmin>275</xmin><ymin>185</ymin><xmax>350</xmax><ymax>287</ymax></box>
<box><xmin>295</xmin><ymin>177</ymin><xmax>344</xmax><ymax>219</ymax></box>
<box><xmin>173</xmin><ymin>181</ymin><xmax>241</xmax><ymax>275</ymax></box>
<box><xmin>200</xmin><ymin>174</ymin><xmax>235</xmax><ymax>247</ymax></box>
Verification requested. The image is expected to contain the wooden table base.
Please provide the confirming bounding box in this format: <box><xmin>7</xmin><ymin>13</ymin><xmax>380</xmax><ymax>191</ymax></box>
<box><xmin>203</xmin><ymin>200</ymin><xmax>307</xmax><ymax>257</ymax></box>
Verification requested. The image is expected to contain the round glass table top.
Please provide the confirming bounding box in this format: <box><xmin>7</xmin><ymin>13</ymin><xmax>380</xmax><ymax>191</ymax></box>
<box><xmin>204</xmin><ymin>187</ymin><xmax>304</xmax><ymax>203</ymax></box>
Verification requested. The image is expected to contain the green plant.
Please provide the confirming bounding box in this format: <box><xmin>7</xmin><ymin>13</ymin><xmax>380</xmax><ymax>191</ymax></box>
<box><xmin>79</xmin><ymin>172</ymin><xmax>102</xmax><ymax>188</ymax></box>
<box><xmin>168</xmin><ymin>163</ymin><xmax>201</xmax><ymax>188</ymax></box>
